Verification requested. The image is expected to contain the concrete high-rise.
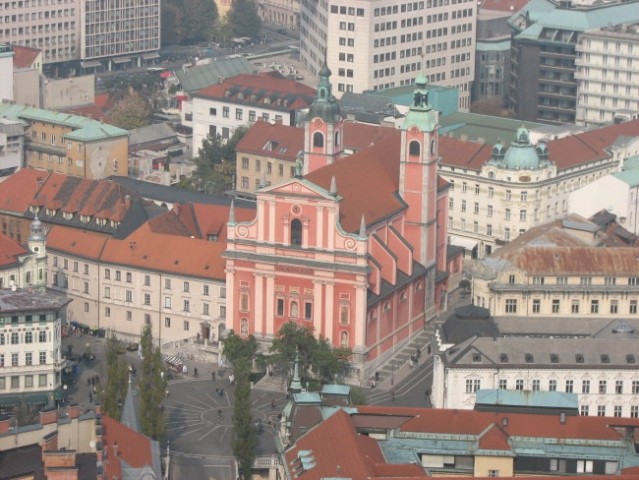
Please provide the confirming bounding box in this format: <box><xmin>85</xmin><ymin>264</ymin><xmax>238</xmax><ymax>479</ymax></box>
<box><xmin>299</xmin><ymin>0</ymin><xmax>476</xmax><ymax>111</ymax></box>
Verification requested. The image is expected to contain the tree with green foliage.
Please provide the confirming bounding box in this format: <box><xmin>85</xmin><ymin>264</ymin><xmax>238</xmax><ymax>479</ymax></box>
<box><xmin>109</xmin><ymin>89</ymin><xmax>152</xmax><ymax>130</ymax></box>
<box><xmin>222</xmin><ymin>330</ymin><xmax>258</xmax><ymax>367</ymax></box>
<box><xmin>161</xmin><ymin>0</ymin><xmax>218</xmax><ymax>45</ymax></box>
<box><xmin>231</xmin><ymin>357</ymin><xmax>257</xmax><ymax>480</ymax></box>
<box><xmin>138</xmin><ymin>326</ymin><xmax>167</xmax><ymax>440</ymax></box>
<box><xmin>228</xmin><ymin>0</ymin><xmax>262</xmax><ymax>39</ymax></box>
<box><xmin>102</xmin><ymin>334</ymin><xmax>129</xmax><ymax>419</ymax></box>
<box><xmin>177</xmin><ymin>127</ymin><xmax>247</xmax><ymax>193</ymax></box>
<box><xmin>270</xmin><ymin>322</ymin><xmax>352</xmax><ymax>384</ymax></box>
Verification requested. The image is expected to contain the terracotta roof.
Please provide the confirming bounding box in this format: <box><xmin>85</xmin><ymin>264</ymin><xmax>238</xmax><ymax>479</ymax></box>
<box><xmin>192</xmin><ymin>72</ymin><xmax>316</xmax><ymax>111</ymax></box>
<box><xmin>439</xmin><ymin>118</ymin><xmax>639</xmax><ymax>172</ymax></box>
<box><xmin>512</xmin><ymin>246</ymin><xmax>639</xmax><ymax>275</ymax></box>
<box><xmin>63</xmin><ymin>104</ymin><xmax>110</xmax><ymax>123</ymax></box>
<box><xmin>102</xmin><ymin>415</ymin><xmax>154</xmax><ymax>480</ymax></box>
<box><xmin>10</xmin><ymin>45</ymin><xmax>40</xmax><ymax>68</ymax></box>
<box><xmin>305</xmin><ymin>127</ymin><xmax>404</xmax><ymax>232</ymax></box>
<box><xmin>236</xmin><ymin>120</ymin><xmax>304</xmax><ymax>162</ymax></box>
<box><xmin>0</xmin><ymin>168</ymin><xmax>48</xmax><ymax>213</ymax></box>
<box><xmin>478</xmin><ymin>423</ymin><xmax>511</xmax><ymax>451</ymax></box>
<box><xmin>46</xmin><ymin>226</ymin><xmax>110</xmax><ymax>260</ymax></box>
<box><xmin>479</xmin><ymin>0</ymin><xmax>529</xmax><ymax>11</ymax></box>
<box><xmin>0</xmin><ymin>232</ymin><xmax>28</xmax><ymax>268</ymax></box>
<box><xmin>342</xmin><ymin>121</ymin><xmax>401</xmax><ymax>152</ymax></box>
<box><xmin>284</xmin><ymin>409</ymin><xmax>423</xmax><ymax>480</ymax></box>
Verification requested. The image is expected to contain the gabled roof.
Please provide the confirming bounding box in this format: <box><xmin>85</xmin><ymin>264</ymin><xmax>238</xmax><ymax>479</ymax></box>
<box><xmin>236</xmin><ymin>120</ymin><xmax>304</xmax><ymax>162</ymax></box>
<box><xmin>10</xmin><ymin>44</ymin><xmax>40</xmax><ymax>69</ymax></box>
<box><xmin>305</xmin><ymin>126</ymin><xmax>404</xmax><ymax>232</ymax></box>
<box><xmin>174</xmin><ymin>58</ymin><xmax>254</xmax><ymax>93</ymax></box>
<box><xmin>102</xmin><ymin>415</ymin><xmax>158</xmax><ymax>480</ymax></box>
<box><xmin>129</xmin><ymin>122</ymin><xmax>177</xmax><ymax>148</ymax></box>
<box><xmin>0</xmin><ymin>232</ymin><xmax>28</xmax><ymax>269</ymax></box>
<box><xmin>192</xmin><ymin>72</ymin><xmax>316</xmax><ymax>112</ymax></box>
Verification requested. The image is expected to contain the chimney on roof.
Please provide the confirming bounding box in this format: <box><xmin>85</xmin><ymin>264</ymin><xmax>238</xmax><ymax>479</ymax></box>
<box><xmin>275</xmin><ymin>116</ymin><xmax>283</xmax><ymax>125</ymax></box>
<box><xmin>501</xmin><ymin>417</ymin><xmax>509</xmax><ymax>427</ymax></box>
<box><xmin>124</xmin><ymin>194</ymin><xmax>131</xmax><ymax>208</ymax></box>
<box><xmin>560</xmin><ymin>412</ymin><xmax>566</xmax><ymax>424</ymax></box>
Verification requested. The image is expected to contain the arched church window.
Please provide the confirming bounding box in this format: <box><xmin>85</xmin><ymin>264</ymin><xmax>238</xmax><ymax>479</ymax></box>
<box><xmin>290</xmin><ymin>301</ymin><xmax>299</xmax><ymax>318</ymax></box>
<box><xmin>334</xmin><ymin>131</ymin><xmax>340</xmax><ymax>147</ymax></box>
<box><xmin>409</xmin><ymin>140</ymin><xmax>420</xmax><ymax>157</ymax></box>
<box><xmin>313</xmin><ymin>132</ymin><xmax>324</xmax><ymax>148</ymax></box>
<box><xmin>25</xmin><ymin>272</ymin><xmax>31</xmax><ymax>284</ymax></box>
<box><xmin>291</xmin><ymin>219</ymin><xmax>303</xmax><ymax>246</ymax></box>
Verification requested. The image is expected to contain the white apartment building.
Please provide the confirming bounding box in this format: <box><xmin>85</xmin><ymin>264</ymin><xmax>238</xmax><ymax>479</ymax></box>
<box><xmin>439</xmin><ymin>119</ymin><xmax>639</xmax><ymax>258</ymax></box>
<box><xmin>0</xmin><ymin>0</ymin><xmax>159</xmax><ymax>71</ymax></box>
<box><xmin>575</xmin><ymin>24</ymin><xmax>639</xmax><ymax>127</ymax></box>
<box><xmin>432</xmin><ymin>327</ymin><xmax>639</xmax><ymax>418</ymax></box>
<box><xmin>299</xmin><ymin>0</ymin><xmax>476</xmax><ymax>110</ymax></box>
<box><xmin>0</xmin><ymin>44</ymin><xmax>12</xmax><ymax>102</ymax></box>
<box><xmin>184</xmin><ymin>72</ymin><xmax>315</xmax><ymax>155</ymax></box>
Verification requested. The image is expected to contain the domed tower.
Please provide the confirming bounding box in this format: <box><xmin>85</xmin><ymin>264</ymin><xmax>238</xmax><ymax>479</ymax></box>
<box><xmin>27</xmin><ymin>214</ymin><xmax>47</xmax><ymax>292</ymax></box>
<box><xmin>303</xmin><ymin>56</ymin><xmax>344</xmax><ymax>175</ymax></box>
<box><xmin>487</xmin><ymin>127</ymin><xmax>550</xmax><ymax>171</ymax></box>
<box><xmin>399</xmin><ymin>73</ymin><xmax>440</xmax><ymax>267</ymax></box>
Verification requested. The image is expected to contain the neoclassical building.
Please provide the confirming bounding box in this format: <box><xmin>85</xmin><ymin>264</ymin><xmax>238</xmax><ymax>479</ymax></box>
<box><xmin>439</xmin><ymin>118</ymin><xmax>639</xmax><ymax>258</ymax></box>
<box><xmin>225</xmin><ymin>66</ymin><xmax>458</xmax><ymax>381</ymax></box>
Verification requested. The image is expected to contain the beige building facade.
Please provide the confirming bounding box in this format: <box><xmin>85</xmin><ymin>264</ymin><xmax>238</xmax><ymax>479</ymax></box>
<box><xmin>299</xmin><ymin>0</ymin><xmax>476</xmax><ymax>109</ymax></box>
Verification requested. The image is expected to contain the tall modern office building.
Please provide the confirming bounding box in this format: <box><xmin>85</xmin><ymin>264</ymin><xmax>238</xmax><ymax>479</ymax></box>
<box><xmin>508</xmin><ymin>0</ymin><xmax>639</xmax><ymax>124</ymax></box>
<box><xmin>299</xmin><ymin>0</ymin><xmax>477</xmax><ymax>111</ymax></box>
<box><xmin>0</xmin><ymin>0</ymin><xmax>160</xmax><ymax>74</ymax></box>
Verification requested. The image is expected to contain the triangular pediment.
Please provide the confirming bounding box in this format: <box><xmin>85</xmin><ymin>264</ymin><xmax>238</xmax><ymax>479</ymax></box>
<box><xmin>260</xmin><ymin>178</ymin><xmax>337</xmax><ymax>201</ymax></box>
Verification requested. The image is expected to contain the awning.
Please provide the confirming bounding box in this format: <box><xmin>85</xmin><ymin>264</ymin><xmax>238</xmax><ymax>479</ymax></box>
<box><xmin>112</xmin><ymin>56</ymin><xmax>131</xmax><ymax>64</ymax></box>
<box><xmin>142</xmin><ymin>52</ymin><xmax>161</xmax><ymax>60</ymax></box>
<box><xmin>81</xmin><ymin>60</ymin><xmax>101</xmax><ymax>68</ymax></box>
<box><xmin>449</xmin><ymin>236</ymin><xmax>478</xmax><ymax>251</ymax></box>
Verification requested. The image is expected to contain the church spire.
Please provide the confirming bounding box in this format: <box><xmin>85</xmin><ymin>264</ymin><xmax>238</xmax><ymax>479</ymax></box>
<box><xmin>29</xmin><ymin>213</ymin><xmax>46</xmax><ymax>242</ymax></box>
<box><xmin>308</xmin><ymin>51</ymin><xmax>341</xmax><ymax>123</ymax></box>
<box><xmin>289</xmin><ymin>348</ymin><xmax>303</xmax><ymax>394</ymax></box>
<box><xmin>228</xmin><ymin>199</ymin><xmax>236</xmax><ymax>225</ymax></box>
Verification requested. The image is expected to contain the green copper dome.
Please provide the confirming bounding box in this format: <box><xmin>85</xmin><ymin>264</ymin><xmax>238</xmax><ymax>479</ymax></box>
<box><xmin>401</xmin><ymin>74</ymin><xmax>438</xmax><ymax>132</ymax></box>
<box><xmin>488</xmin><ymin>127</ymin><xmax>550</xmax><ymax>171</ymax></box>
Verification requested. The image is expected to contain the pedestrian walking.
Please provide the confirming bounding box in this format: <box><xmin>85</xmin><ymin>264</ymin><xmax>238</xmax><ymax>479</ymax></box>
<box><xmin>211</xmin><ymin>371</ymin><xmax>216</xmax><ymax>382</ymax></box>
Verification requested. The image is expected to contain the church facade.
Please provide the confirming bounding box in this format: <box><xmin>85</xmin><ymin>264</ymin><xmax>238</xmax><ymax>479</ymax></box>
<box><xmin>224</xmin><ymin>66</ymin><xmax>457</xmax><ymax>380</ymax></box>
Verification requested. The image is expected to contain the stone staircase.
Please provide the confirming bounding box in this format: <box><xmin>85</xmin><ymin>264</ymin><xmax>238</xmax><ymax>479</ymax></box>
<box><xmin>373</xmin><ymin>328</ymin><xmax>433</xmax><ymax>388</ymax></box>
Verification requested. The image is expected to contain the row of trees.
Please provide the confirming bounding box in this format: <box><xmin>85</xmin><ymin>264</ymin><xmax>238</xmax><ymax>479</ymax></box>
<box><xmin>101</xmin><ymin>326</ymin><xmax>167</xmax><ymax>440</ymax></box>
<box><xmin>161</xmin><ymin>0</ymin><xmax>262</xmax><ymax>46</ymax></box>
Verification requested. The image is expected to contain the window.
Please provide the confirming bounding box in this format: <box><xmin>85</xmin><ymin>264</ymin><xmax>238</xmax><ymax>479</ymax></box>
<box><xmin>498</xmin><ymin>379</ymin><xmax>507</xmax><ymax>389</ymax></box>
<box><xmin>165</xmin><ymin>317</ymin><xmax>171</xmax><ymax>328</ymax></box>
<box><xmin>505</xmin><ymin>190</ymin><xmax>511</xmax><ymax>200</ymax></box>
<box><xmin>461</xmin><ymin>200</ymin><xmax>466</xmax><ymax>212</ymax></box>
<box><xmin>515</xmin><ymin>379</ymin><xmax>524</xmax><ymax>390</ymax></box>
<box><xmin>474</xmin><ymin>184</ymin><xmax>480</xmax><ymax>194</ymax></box>
<box><xmin>115</xmin><ymin>270</ymin><xmax>121</xmax><ymax>281</ymax></box>
<box><xmin>462</xmin><ymin>182</ymin><xmax>467</xmax><ymax>193</ymax></box>
<box><xmin>465</xmin><ymin>379</ymin><xmax>480</xmax><ymax>393</ymax></box>
<box><xmin>11</xmin><ymin>353</ymin><xmax>18</xmax><ymax>366</ymax></box>
<box><xmin>38</xmin><ymin>331</ymin><xmax>46</xmax><ymax>343</ymax></box>
<box><xmin>487</xmin><ymin>205</ymin><xmax>493</xmax><ymax>217</ymax></box>
<box><xmin>571</xmin><ymin>300</ymin><xmax>579</xmax><ymax>314</ymax></box>
<box><xmin>532</xmin><ymin>379</ymin><xmax>540</xmax><ymax>391</ymax></box>
<box><xmin>164</xmin><ymin>297</ymin><xmax>171</xmax><ymax>308</ymax></box>
<box><xmin>126</xmin><ymin>290</ymin><xmax>132</xmax><ymax>302</ymax></box>
<box><xmin>39</xmin><ymin>374</ymin><xmax>47</xmax><ymax>387</ymax></box>
<box><xmin>565</xmin><ymin>380</ymin><xmax>573</xmax><ymax>393</ymax></box>
<box><xmin>105</xmin><ymin>307</ymin><xmax>110</xmax><ymax>317</ymax></box>
<box><xmin>240</xmin><ymin>293</ymin><xmax>249</xmax><ymax>311</ymax></box>
<box><xmin>291</xmin><ymin>219</ymin><xmax>302</xmax><ymax>246</ymax></box>
<box><xmin>488</xmin><ymin>471</ymin><xmax>499</xmax><ymax>477</ymax></box>
<box><xmin>203</xmin><ymin>285</ymin><xmax>209</xmax><ymax>296</ymax></box>
<box><xmin>126</xmin><ymin>272</ymin><xmax>132</xmax><ymax>283</ymax></box>
<box><xmin>581</xmin><ymin>405</ymin><xmax>590</xmax><ymax>416</ymax></box>
<box><xmin>505</xmin><ymin>208</ymin><xmax>511</xmax><ymax>220</ymax></box>
<box><xmin>340</xmin><ymin>305</ymin><xmax>349</xmax><ymax>324</ymax></box>
<box><xmin>633</xmin><ymin>380</ymin><xmax>639</xmax><ymax>394</ymax></box>
<box><xmin>165</xmin><ymin>278</ymin><xmax>171</xmax><ymax>289</ymax></box>
<box><xmin>629</xmin><ymin>277</ymin><xmax>639</xmax><ymax>286</ymax></box>
<box><xmin>582</xmin><ymin>380</ymin><xmax>590</xmax><ymax>393</ymax></box>
<box><xmin>549</xmin><ymin>379</ymin><xmax>557</xmax><ymax>391</ymax></box>
<box><xmin>598</xmin><ymin>405</ymin><xmax>606</xmax><ymax>416</ymax></box>
<box><xmin>144</xmin><ymin>275</ymin><xmax>151</xmax><ymax>286</ymax></box>
<box><xmin>276</xmin><ymin>298</ymin><xmax>285</xmax><ymax>316</ymax></box>
<box><xmin>520</xmin><ymin>209</ymin><xmax>527</xmax><ymax>221</ymax></box>
<box><xmin>557</xmin><ymin>276</ymin><xmax>568</xmax><ymax>285</ymax></box>
<box><xmin>605</xmin><ymin>276</ymin><xmax>616</xmax><ymax>286</ymax></box>
<box><xmin>203</xmin><ymin>303</ymin><xmax>209</xmax><ymax>315</ymax></box>
<box><xmin>552</xmin><ymin>299</ymin><xmax>560</xmax><ymax>313</ymax></box>
<box><xmin>532</xmin><ymin>299</ymin><xmax>540</xmax><ymax>313</ymax></box>
<box><xmin>222</xmin><ymin>106</ymin><xmax>229</xmax><ymax>118</ymax></box>
<box><xmin>11</xmin><ymin>333</ymin><xmax>18</xmax><ymax>344</ymax></box>
<box><xmin>580</xmin><ymin>276</ymin><xmax>592</xmax><ymax>285</ymax></box>
<box><xmin>616</xmin><ymin>380</ymin><xmax>623</xmax><ymax>394</ymax></box>
<box><xmin>631</xmin><ymin>300</ymin><xmax>638</xmax><ymax>314</ymax></box>
<box><xmin>488</xmin><ymin>187</ymin><xmax>494</xmax><ymax>198</ymax></box>
<box><xmin>599</xmin><ymin>380</ymin><xmax>607</xmax><ymax>394</ymax></box>
<box><xmin>577</xmin><ymin>461</ymin><xmax>594</xmax><ymax>474</ymax></box>
<box><xmin>474</xmin><ymin>202</ymin><xmax>479</xmax><ymax>214</ymax></box>
<box><xmin>11</xmin><ymin>376</ymin><xmax>19</xmax><ymax>389</ymax></box>
<box><xmin>144</xmin><ymin>293</ymin><xmax>151</xmax><ymax>305</ymax></box>
<box><xmin>184</xmin><ymin>281</ymin><xmax>190</xmax><ymax>292</ymax></box>
<box><xmin>183</xmin><ymin>300</ymin><xmax>190</xmax><ymax>312</ymax></box>
<box><xmin>610</xmin><ymin>300</ymin><xmax>619</xmax><ymax>314</ymax></box>
<box><xmin>39</xmin><ymin>351</ymin><xmax>46</xmax><ymax>364</ymax></box>
<box><xmin>631</xmin><ymin>406</ymin><xmax>639</xmax><ymax>418</ymax></box>
<box><xmin>126</xmin><ymin>311</ymin><xmax>132</xmax><ymax>321</ymax></box>
<box><xmin>25</xmin><ymin>332</ymin><xmax>32</xmax><ymax>343</ymax></box>
<box><xmin>505</xmin><ymin>299</ymin><xmax>517</xmax><ymax>313</ymax></box>
<box><xmin>24</xmin><ymin>375</ymin><xmax>33</xmax><ymax>388</ymax></box>
<box><xmin>184</xmin><ymin>320</ymin><xmax>190</xmax><ymax>331</ymax></box>
<box><xmin>591</xmin><ymin>299</ymin><xmax>599</xmax><ymax>314</ymax></box>
<box><xmin>304</xmin><ymin>302</ymin><xmax>312</xmax><ymax>320</ymax></box>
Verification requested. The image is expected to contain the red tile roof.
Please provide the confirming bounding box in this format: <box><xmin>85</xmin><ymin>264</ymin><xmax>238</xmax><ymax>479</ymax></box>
<box><xmin>102</xmin><ymin>415</ymin><xmax>154</xmax><ymax>480</ymax></box>
<box><xmin>0</xmin><ymin>232</ymin><xmax>28</xmax><ymax>268</ymax></box>
<box><xmin>285</xmin><ymin>409</ymin><xmax>425</xmax><ymax>480</ymax></box>
<box><xmin>11</xmin><ymin>45</ymin><xmax>40</xmax><ymax>68</ymax></box>
<box><xmin>63</xmin><ymin>104</ymin><xmax>109</xmax><ymax>123</ymax></box>
<box><xmin>236</xmin><ymin>120</ymin><xmax>304</xmax><ymax>162</ymax></box>
<box><xmin>192</xmin><ymin>72</ymin><xmax>316</xmax><ymax>111</ymax></box>
<box><xmin>305</xmin><ymin>127</ymin><xmax>404</xmax><ymax>232</ymax></box>
<box><xmin>46</xmin><ymin>227</ymin><xmax>110</xmax><ymax>260</ymax></box>
<box><xmin>439</xmin><ymin>118</ymin><xmax>639</xmax><ymax>172</ymax></box>
<box><xmin>0</xmin><ymin>168</ymin><xmax>49</xmax><ymax>213</ymax></box>
<box><xmin>478</xmin><ymin>423</ymin><xmax>511</xmax><ymax>451</ymax></box>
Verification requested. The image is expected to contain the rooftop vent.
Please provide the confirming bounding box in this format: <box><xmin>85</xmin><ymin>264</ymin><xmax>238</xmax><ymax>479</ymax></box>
<box><xmin>575</xmin><ymin>354</ymin><xmax>584</xmax><ymax>363</ymax></box>
<box><xmin>550</xmin><ymin>353</ymin><xmax>559</xmax><ymax>364</ymax></box>
<box><xmin>500</xmin><ymin>353</ymin><xmax>509</xmax><ymax>363</ymax></box>
<box><xmin>525</xmin><ymin>353</ymin><xmax>534</xmax><ymax>363</ymax></box>
<box><xmin>627</xmin><ymin>354</ymin><xmax>636</xmax><ymax>364</ymax></box>
<box><xmin>601</xmin><ymin>354</ymin><xmax>610</xmax><ymax>364</ymax></box>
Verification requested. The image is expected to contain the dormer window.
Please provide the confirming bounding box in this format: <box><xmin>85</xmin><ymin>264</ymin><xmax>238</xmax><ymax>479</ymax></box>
<box><xmin>45</xmin><ymin>208</ymin><xmax>56</xmax><ymax>216</ymax></box>
<box><xmin>237</xmin><ymin>92</ymin><xmax>244</xmax><ymax>100</ymax></box>
<box><xmin>264</xmin><ymin>97</ymin><xmax>271</xmax><ymax>104</ymax></box>
<box><xmin>80</xmin><ymin>215</ymin><xmax>90</xmax><ymax>223</ymax></box>
<box><xmin>62</xmin><ymin>211</ymin><xmax>73</xmax><ymax>220</ymax></box>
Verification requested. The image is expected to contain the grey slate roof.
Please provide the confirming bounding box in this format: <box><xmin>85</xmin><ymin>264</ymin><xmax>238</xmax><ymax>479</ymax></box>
<box><xmin>129</xmin><ymin>122</ymin><xmax>177</xmax><ymax>148</ymax></box>
<box><xmin>173</xmin><ymin>58</ymin><xmax>255</xmax><ymax>93</ymax></box>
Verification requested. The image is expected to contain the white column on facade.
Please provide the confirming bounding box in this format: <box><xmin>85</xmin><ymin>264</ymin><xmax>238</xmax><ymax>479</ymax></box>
<box><xmin>268</xmin><ymin>200</ymin><xmax>276</xmax><ymax>243</ymax></box>
<box><xmin>226</xmin><ymin>264</ymin><xmax>235</xmax><ymax>331</ymax></box>
<box><xmin>265</xmin><ymin>274</ymin><xmax>275</xmax><ymax>335</ymax></box>
<box><xmin>354</xmin><ymin>284</ymin><xmax>366</xmax><ymax>347</ymax></box>
<box><xmin>325</xmin><ymin>282</ymin><xmax>334</xmax><ymax>344</ymax></box>
<box><xmin>316</xmin><ymin>205</ymin><xmax>324</xmax><ymax>247</ymax></box>
<box><xmin>313</xmin><ymin>281</ymin><xmax>323</xmax><ymax>336</ymax></box>
<box><xmin>327</xmin><ymin>208</ymin><xmax>335</xmax><ymax>250</ymax></box>
<box><xmin>254</xmin><ymin>273</ymin><xmax>264</xmax><ymax>334</ymax></box>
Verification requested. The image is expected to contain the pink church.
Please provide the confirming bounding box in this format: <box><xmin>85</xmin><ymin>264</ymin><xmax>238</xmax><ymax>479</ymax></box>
<box><xmin>224</xmin><ymin>64</ymin><xmax>459</xmax><ymax>380</ymax></box>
